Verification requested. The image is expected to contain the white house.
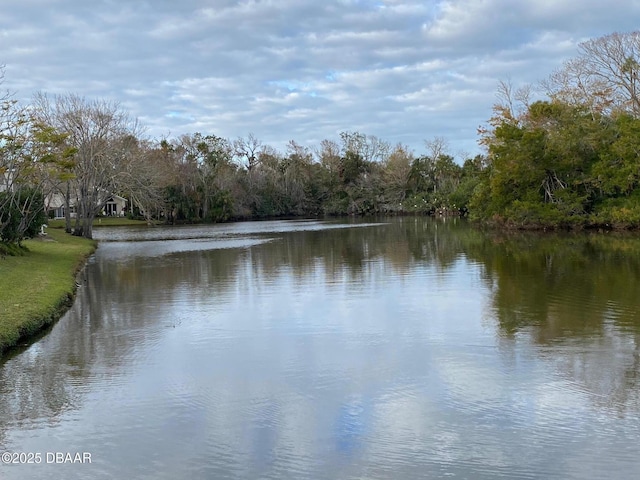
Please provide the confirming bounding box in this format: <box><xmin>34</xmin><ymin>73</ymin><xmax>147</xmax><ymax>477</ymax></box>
<box><xmin>103</xmin><ymin>194</ymin><xmax>127</xmax><ymax>216</ymax></box>
<box><xmin>46</xmin><ymin>192</ymin><xmax>127</xmax><ymax>218</ymax></box>
<box><xmin>46</xmin><ymin>192</ymin><xmax>76</xmax><ymax>219</ymax></box>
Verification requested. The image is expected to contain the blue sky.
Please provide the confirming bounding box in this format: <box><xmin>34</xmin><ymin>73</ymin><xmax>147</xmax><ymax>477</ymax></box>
<box><xmin>2</xmin><ymin>0</ymin><xmax>639</xmax><ymax>158</ymax></box>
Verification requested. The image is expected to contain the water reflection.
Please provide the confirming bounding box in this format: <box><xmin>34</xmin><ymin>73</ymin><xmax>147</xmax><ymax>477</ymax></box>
<box><xmin>465</xmin><ymin>229</ymin><xmax>640</xmax><ymax>416</ymax></box>
<box><xmin>1</xmin><ymin>218</ymin><xmax>639</xmax><ymax>479</ymax></box>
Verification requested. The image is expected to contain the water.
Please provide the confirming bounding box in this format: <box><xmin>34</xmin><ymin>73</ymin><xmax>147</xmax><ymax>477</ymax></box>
<box><xmin>1</xmin><ymin>217</ymin><xmax>640</xmax><ymax>479</ymax></box>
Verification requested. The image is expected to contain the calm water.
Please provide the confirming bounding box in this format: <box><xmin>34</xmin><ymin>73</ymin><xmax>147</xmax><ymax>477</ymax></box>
<box><xmin>1</xmin><ymin>217</ymin><xmax>640</xmax><ymax>479</ymax></box>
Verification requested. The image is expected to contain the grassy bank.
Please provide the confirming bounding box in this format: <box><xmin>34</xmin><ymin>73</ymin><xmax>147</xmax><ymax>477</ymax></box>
<box><xmin>0</xmin><ymin>229</ymin><xmax>96</xmax><ymax>356</ymax></box>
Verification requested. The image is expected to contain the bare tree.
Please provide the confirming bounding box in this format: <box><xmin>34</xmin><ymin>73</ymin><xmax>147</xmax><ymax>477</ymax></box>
<box><xmin>339</xmin><ymin>131</ymin><xmax>391</xmax><ymax>163</ymax></box>
<box><xmin>316</xmin><ymin>139</ymin><xmax>341</xmax><ymax>176</ymax></box>
<box><xmin>541</xmin><ymin>57</ymin><xmax>614</xmax><ymax>117</ymax></box>
<box><xmin>478</xmin><ymin>79</ymin><xmax>533</xmax><ymax>150</ymax></box>
<box><xmin>32</xmin><ymin>93</ymin><xmax>143</xmax><ymax>239</ymax></box>
<box><xmin>117</xmin><ymin>137</ymin><xmax>169</xmax><ymax>222</ymax></box>
<box><xmin>543</xmin><ymin>31</ymin><xmax>640</xmax><ymax>116</ymax></box>
<box><xmin>233</xmin><ymin>133</ymin><xmax>263</xmax><ymax>172</ymax></box>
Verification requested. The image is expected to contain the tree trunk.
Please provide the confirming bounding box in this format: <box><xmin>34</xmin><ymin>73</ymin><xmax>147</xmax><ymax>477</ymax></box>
<box><xmin>82</xmin><ymin>214</ymin><xmax>93</xmax><ymax>239</ymax></box>
<box><xmin>64</xmin><ymin>181</ymin><xmax>72</xmax><ymax>234</ymax></box>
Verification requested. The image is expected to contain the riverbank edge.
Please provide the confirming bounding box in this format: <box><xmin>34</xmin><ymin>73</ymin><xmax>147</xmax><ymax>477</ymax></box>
<box><xmin>0</xmin><ymin>230</ymin><xmax>97</xmax><ymax>358</ymax></box>
<box><xmin>470</xmin><ymin>214</ymin><xmax>640</xmax><ymax>232</ymax></box>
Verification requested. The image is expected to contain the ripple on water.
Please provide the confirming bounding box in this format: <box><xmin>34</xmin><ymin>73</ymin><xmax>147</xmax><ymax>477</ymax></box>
<box><xmin>3</xmin><ymin>218</ymin><xmax>640</xmax><ymax>479</ymax></box>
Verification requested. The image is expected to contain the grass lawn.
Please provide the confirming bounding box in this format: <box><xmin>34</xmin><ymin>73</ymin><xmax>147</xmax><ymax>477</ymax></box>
<box><xmin>47</xmin><ymin>217</ymin><xmax>151</xmax><ymax>229</ymax></box>
<box><xmin>0</xmin><ymin>229</ymin><xmax>96</xmax><ymax>356</ymax></box>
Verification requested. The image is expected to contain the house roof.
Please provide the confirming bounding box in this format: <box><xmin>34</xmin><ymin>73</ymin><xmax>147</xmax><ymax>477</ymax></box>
<box><xmin>105</xmin><ymin>194</ymin><xmax>127</xmax><ymax>203</ymax></box>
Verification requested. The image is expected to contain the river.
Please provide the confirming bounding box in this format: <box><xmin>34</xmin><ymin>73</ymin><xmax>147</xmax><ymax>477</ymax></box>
<box><xmin>1</xmin><ymin>217</ymin><xmax>639</xmax><ymax>479</ymax></box>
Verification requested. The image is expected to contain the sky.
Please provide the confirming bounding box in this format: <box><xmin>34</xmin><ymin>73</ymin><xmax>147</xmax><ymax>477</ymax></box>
<box><xmin>1</xmin><ymin>0</ymin><xmax>639</xmax><ymax>159</ymax></box>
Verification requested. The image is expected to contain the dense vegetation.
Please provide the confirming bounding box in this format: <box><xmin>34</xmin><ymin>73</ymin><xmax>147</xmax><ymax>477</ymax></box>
<box><xmin>2</xmin><ymin>30</ymin><xmax>640</xmax><ymax>248</ymax></box>
<box><xmin>471</xmin><ymin>102</ymin><xmax>640</xmax><ymax>228</ymax></box>
<box><xmin>472</xmin><ymin>31</ymin><xmax>640</xmax><ymax>229</ymax></box>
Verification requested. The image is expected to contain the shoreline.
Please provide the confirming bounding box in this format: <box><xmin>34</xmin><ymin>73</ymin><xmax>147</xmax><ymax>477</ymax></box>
<box><xmin>0</xmin><ymin>229</ymin><xmax>97</xmax><ymax>358</ymax></box>
<box><xmin>2</xmin><ymin>213</ymin><xmax>637</xmax><ymax>360</ymax></box>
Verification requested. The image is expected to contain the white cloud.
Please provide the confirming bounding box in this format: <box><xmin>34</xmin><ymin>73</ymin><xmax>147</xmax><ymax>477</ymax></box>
<box><xmin>0</xmin><ymin>0</ymin><xmax>637</xmax><ymax>156</ymax></box>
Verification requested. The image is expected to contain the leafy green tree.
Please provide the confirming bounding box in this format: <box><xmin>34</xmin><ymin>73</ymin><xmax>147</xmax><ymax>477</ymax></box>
<box><xmin>448</xmin><ymin>155</ymin><xmax>486</xmax><ymax>214</ymax></box>
<box><xmin>180</xmin><ymin>133</ymin><xmax>235</xmax><ymax>222</ymax></box>
<box><xmin>29</xmin><ymin>122</ymin><xmax>77</xmax><ymax>232</ymax></box>
<box><xmin>161</xmin><ymin>139</ymin><xmax>201</xmax><ymax>223</ymax></box>
<box><xmin>408</xmin><ymin>156</ymin><xmax>434</xmax><ymax>195</ymax></box>
<box><xmin>591</xmin><ymin>114</ymin><xmax>640</xmax><ymax>196</ymax></box>
<box><xmin>474</xmin><ymin>99</ymin><xmax>595</xmax><ymax>225</ymax></box>
<box><xmin>433</xmin><ymin>154</ymin><xmax>462</xmax><ymax>198</ymax></box>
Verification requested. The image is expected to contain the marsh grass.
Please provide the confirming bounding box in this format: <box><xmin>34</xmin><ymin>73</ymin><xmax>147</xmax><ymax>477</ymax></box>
<box><xmin>0</xmin><ymin>229</ymin><xmax>96</xmax><ymax>355</ymax></box>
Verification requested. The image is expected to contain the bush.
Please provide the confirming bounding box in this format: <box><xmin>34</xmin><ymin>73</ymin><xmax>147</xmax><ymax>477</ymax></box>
<box><xmin>592</xmin><ymin>196</ymin><xmax>640</xmax><ymax>228</ymax></box>
<box><xmin>503</xmin><ymin>201</ymin><xmax>564</xmax><ymax>228</ymax></box>
<box><xmin>0</xmin><ymin>188</ymin><xmax>47</xmax><ymax>244</ymax></box>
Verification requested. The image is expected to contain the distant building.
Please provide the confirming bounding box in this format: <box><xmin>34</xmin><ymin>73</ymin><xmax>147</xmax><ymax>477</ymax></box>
<box><xmin>103</xmin><ymin>194</ymin><xmax>127</xmax><ymax>216</ymax></box>
<box><xmin>46</xmin><ymin>192</ymin><xmax>76</xmax><ymax>219</ymax></box>
<box><xmin>46</xmin><ymin>192</ymin><xmax>127</xmax><ymax>218</ymax></box>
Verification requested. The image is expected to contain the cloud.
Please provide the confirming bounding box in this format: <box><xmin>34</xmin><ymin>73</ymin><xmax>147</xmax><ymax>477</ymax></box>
<box><xmin>1</xmin><ymin>0</ymin><xmax>637</xmax><ymax>156</ymax></box>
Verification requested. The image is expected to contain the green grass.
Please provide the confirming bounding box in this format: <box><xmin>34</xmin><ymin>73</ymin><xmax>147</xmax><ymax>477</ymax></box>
<box><xmin>0</xmin><ymin>229</ymin><xmax>96</xmax><ymax>356</ymax></box>
<box><xmin>47</xmin><ymin>217</ymin><xmax>151</xmax><ymax>229</ymax></box>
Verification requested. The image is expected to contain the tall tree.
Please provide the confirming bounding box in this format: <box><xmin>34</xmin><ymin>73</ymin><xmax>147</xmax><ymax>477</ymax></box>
<box><xmin>29</xmin><ymin>122</ymin><xmax>77</xmax><ymax>232</ymax></box>
<box><xmin>175</xmin><ymin>133</ymin><xmax>234</xmax><ymax>221</ymax></box>
<box><xmin>233</xmin><ymin>133</ymin><xmax>262</xmax><ymax>172</ymax></box>
<box><xmin>117</xmin><ymin>136</ymin><xmax>169</xmax><ymax>222</ymax></box>
<box><xmin>544</xmin><ymin>31</ymin><xmax>640</xmax><ymax>116</ymax></box>
<box><xmin>32</xmin><ymin>93</ymin><xmax>142</xmax><ymax>239</ymax></box>
<box><xmin>283</xmin><ymin>140</ymin><xmax>313</xmax><ymax>214</ymax></box>
<box><xmin>383</xmin><ymin>143</ymin><xmax>413</xmax><ymax>204</ymax></box>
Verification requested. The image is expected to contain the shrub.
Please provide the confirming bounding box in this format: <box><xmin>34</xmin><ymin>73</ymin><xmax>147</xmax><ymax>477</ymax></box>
<box><xmin>0</xmin><ymin>188</ymin><xmax>47</xmax><ymax>245</ymax></box>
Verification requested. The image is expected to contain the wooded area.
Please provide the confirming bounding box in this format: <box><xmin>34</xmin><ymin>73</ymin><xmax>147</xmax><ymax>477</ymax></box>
<box><xmin>2</xmin><ymin>30</ymin><xmax>640</xmax><ymax>247</ymax></box>
<box><xmin>473</xmin><ymin>31</ymin><xmax>640</xmax><ymax>228</ymax></box>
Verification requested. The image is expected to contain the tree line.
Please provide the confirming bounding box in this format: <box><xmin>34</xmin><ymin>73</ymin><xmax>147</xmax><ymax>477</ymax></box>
<box><xmin>0</xmin><ymin>84</ymin><xmax>483</xmax><ymax>244</ymax></box>
<box><xmin>2</xmin><ymin>30</ymin><xmax>640</xmax><ymax>246</ymax></box>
